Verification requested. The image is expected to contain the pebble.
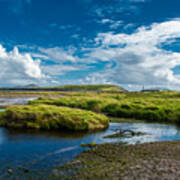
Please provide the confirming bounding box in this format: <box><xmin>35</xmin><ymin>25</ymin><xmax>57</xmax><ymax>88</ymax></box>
<box><xmin>7</xmin><ymin>169</ymin><xmax>13</xmax><ymax>174</ymax></box>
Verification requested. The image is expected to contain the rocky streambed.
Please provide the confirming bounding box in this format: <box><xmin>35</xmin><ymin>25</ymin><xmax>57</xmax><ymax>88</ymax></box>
<box><xmin>59</xmin><ymin>140</ymin><xmax>180</xmax><ymax>180</ymax></box>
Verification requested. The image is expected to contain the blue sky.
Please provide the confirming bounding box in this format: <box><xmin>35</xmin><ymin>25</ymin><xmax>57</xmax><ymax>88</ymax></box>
<box><xmin>1</xmin><ymin>0</ymin><xmax>180</xmax><ymax>90</ymax></box>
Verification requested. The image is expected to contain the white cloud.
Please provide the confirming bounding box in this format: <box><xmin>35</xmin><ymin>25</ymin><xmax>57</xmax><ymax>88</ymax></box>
<box><xmin>3</xmin><ymin>19</ymin><xmax>180</xmax><ymax>90</ymax></box>
<box><xmin>39</xmin><ymin>47</ymin><xmax>77</xmax><ymax>62</ymax></box>
<box><xmin>59</xmin><ymin>25</ymin><xmax>74</xmax><ymax>30</ymax></box>
<box><xmin>89</xmin><ymin>0</ymin><xmax>148</xmax><ymax>18</ymax></box>
<box><xmin>82</xmin><ymin>19</ymin><xmax>180</xmax><ymax>89</ymax></box>
<box><xmin>101</xmin><ymin>19</ymin><xmax>113</xmax><ymax>24</ymax></box>
<box><xmin>96</xmin><ymin>20</ymin><xmax>180</xmax><ymax>46</ymax></box>
<box><xmin>99</xmin><ymin>19</ymin><xmax>123</xmax><ymax>29</ymax></box>
<box><xmin>40</xmin><ymin>64</ymin><xmax>91</xmax><ymax>86</ymax></box>
<box><xmin>71</xmin><ymin>34</ymin><xmax>80</xmax><ymax>39</ymax></box>
<box><xmin>41</xmin><ymin>65</ymin><xmax>80</xmax><ymax>76</ymax></box>
<box><xmin>0</xmin><ymin>45</ymin><xmax>45</xmax><ymax>86</ymax></box>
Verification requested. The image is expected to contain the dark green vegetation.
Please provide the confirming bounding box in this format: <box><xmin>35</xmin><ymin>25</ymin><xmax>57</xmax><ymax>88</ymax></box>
<box><xmin>0</xmin><ymin>105</ymin><xmax>109</xmax><ymax>131</ymax></box>
<box><xmin>56</xmin><ymin>141</ymin><xmax>180</xmax><ymax>179</ymax></box>
<box><xmin>30</xmin><ymin>91</ymin><xmax>180</xmax><ymax>124</ymax></box>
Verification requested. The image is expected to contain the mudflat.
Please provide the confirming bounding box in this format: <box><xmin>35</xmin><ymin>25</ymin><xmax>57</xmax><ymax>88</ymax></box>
<box><xmin>57</xmin><ymin>140</ymin><xmax>180</xmax><ymax>180</ymax></box>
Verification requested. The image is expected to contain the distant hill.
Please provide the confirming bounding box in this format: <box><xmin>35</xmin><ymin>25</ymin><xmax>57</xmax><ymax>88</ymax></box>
<box><xmin>142</xmin><ymin>87</ymin><xmax>171</xmax><ymax>92</ymax></box>
<box><xmin>0</xmin><ymin>84</ymin><xmax>127</xmax><ymax>93</ymax></box>
<box><xmin>13</xmin><ymin>84</ymin><xmax>39</xmax><ymax>89</ymax></box>
<box><xmin>50</xmin><ymin>84</ymin><xmax>127</xmax><ymax>92</ymax></box>
<box><xmin>22</xmin><ymin>84</ymin><xmax>39</xmax><ymax>89</ymax></box>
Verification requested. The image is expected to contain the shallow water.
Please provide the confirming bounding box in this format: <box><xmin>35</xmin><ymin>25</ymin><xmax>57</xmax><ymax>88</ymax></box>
<box><xmin>1</xmin><ymin>97</ymin><xmax>180</xmax><ymax>178</ymax></box>
<box><xmin>0</xmin><ymin>97</ymin><xmax>37</xmax><ymax>106</ymax></box>
<box><xmin>0</xmin><ymin>122</ymin><xmax>180</xmax><ymax>179</ymax></box>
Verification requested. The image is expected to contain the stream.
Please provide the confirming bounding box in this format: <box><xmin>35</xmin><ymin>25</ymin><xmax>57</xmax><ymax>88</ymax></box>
<box><xmin>0</xmin><ymin>98</ymin><xmax>180</xmax><ymax>179</ymax></box>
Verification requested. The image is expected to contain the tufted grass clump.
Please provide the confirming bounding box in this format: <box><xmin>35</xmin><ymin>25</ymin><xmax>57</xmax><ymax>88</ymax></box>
<box><xmin>0</xmin><ymin>105</ymin><xmax>109</xmax><ymax>131</ymax></box>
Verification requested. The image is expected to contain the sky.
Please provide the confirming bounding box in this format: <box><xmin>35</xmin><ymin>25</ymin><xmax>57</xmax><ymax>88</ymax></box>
<box><xmin>1</xmin><ymin>0</ymin><xmax>180</xmax><ymax>90</ymax></box>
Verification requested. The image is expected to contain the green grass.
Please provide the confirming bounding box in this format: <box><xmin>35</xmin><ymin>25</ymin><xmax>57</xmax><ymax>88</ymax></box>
<box><xmin>0</xmin><ymin>84</ymin><xmax>125</xmax><ymax>93</ymax></box>
<box><xmin>29</xmin><ymin>91</ymin><xmax>180</xmax><ymax>124</ymax></box>
<box><xmin>0</xmin><ymin>105</ymin><xmax>109</xmax><ymax>131</ymax></box>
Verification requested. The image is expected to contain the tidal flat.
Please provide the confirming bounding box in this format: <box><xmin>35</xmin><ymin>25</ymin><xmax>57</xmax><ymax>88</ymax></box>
<box><xmin>57</xmin><ymin>140</ymin><xmax>180</xmax><ymax>180</ymax></box>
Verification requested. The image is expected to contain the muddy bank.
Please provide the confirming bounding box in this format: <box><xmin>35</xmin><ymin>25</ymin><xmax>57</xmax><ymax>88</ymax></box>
<box><xmin>57</xmin><ymin>140</ymin><xmax>180</xmax><ymax>180</ymax></box>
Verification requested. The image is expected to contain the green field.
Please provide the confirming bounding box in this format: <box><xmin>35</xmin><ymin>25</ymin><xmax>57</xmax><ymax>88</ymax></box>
<box><xmin>1</xmin><ymin>87</ymin><xmax>180</xmax><ymax>130</ymax></box>
<box><xmin>29</xmin><ymin>91</ymin><xmax>180</xmax><ymax>124</ymax></box>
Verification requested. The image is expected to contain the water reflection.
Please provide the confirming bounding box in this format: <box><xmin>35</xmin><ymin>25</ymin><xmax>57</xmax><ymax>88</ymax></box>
<box><xmin>110</xmin><ymin>122</ymin><xmax>180</xmax><ymax>144</ymax></box>
<box><xmin>0</xmin><ymin>97</ymin><xmax>37</xmax><ymax>106</ymax></box>
<box><xmin>0</xmin><ymin>122</ymin><xmax>180</xmax><ymax>179</ymax></box>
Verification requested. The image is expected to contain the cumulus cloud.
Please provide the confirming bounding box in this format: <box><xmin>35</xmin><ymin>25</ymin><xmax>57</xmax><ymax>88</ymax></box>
<box><xmin>3</xmin><ymin>19</ymin><xmax>180</xmax><ymax>90</ymax></box>
<box><xmin>96</xmin><ymin>20</ymin><xmax>180</xmax><ymax>46</ymax></box>
<box><xmin>0</xmin><ymin>45</ymin><xmax>45</xmax><ymax>86</ymax></box>
<box><xmin>82</xmin><ymin>19</ymin><xmax>180</xmax><ymax>88</ymax></box>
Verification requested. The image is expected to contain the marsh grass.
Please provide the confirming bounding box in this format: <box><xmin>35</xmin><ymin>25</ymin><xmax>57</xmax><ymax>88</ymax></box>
<box><xmin>0</xmin><ymin>105</ymin><xmax>109</xmax><ymax>131</ymax></box>
<box><xmin>30</xmin><ymin>91</ymin><xmax>180</xmax><ymax>123</ymax></box>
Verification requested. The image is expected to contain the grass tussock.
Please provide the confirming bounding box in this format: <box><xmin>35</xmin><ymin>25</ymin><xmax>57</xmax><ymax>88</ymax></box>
<box><xmin>29</xmin><ymin>91</ymin><xmax>180</xmax><ymax>123</ymax></box>
<box><xmin>0</xmin><ymin>105</ymin><xmax>109</xmax><ymax>131</ymax></box>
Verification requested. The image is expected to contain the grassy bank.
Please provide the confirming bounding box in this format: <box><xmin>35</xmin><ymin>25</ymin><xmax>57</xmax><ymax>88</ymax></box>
<box><xmin>56</xmin><ymin>140</ymin><xmax>180</xmax><ymax>180</ymax></box>
<box><xmin>0</xmin><ymin>105</ymin><xmax>109</xmax><ymax>131</ymax></box>
<box><xmin>30</xmin><ymin>91</ymin><xmax>180</xmax><ymax>124</ymax></box>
